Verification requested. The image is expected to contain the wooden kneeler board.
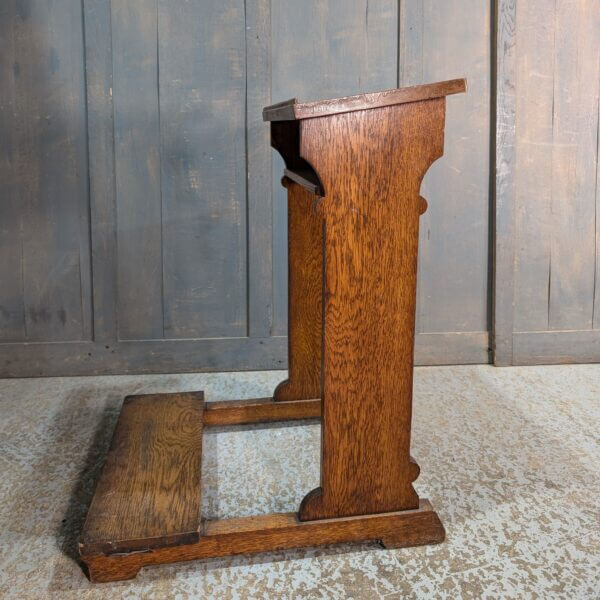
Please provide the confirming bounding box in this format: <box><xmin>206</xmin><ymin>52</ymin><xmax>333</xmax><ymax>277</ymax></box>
<box><xmin>79</xmin><ymin>79</ymin><xmax>466</xmax><ymax>582</ymax></box>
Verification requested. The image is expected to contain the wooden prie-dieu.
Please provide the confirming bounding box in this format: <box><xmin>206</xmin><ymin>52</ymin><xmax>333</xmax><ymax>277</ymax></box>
<box><xmin>79</xmin><ymin>78</ymin><xmax>467</xmax><ymax>582</ymax></box>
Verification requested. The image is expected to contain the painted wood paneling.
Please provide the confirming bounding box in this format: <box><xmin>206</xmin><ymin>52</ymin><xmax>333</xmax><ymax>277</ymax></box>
<box><xmin>0</xmin><ymin>0</ymin><xmax>497</xmax><ymax>375</ymax></box>
<box><xmin>0</xmin><ymin>0</ymin><xmax>92</xmax><ymax>343</ymax></box>
<box><xmin>246</xmin><ymin>0</ymin><xmax>274</xmax><ymax>338</ymax></box>
<box><xmin>512</xmin><ymin>0</ymin><xmax>555</xmax><ymax>334</ymax></box>
<box><xmin>492</xmin><ymin>0</ymin><xmax>516</xmax><ymax>366</ymax></box>
<box><xmin>111</xmin><ymin>0</ymin><xmax>164</xmax><ymax>340</ymax></box>
<box><xmin>400</xmin><ymin>0</ymin><xmax>491</xmax><ymax>341</ymax></box>
<box><xmin>507</xmin><ymin>0</ymin><xmax>600</xmax><ymax>364</ymax></box>
<box><xmin>0</xmin><ymin>1</ymin><xmax>25</xmax><ymax>342</ymax></box>
<box><xmin>84</xmin><ymin>0</ymin><xmax>118</xmax><ymax>344</ymax></box>
<box><xmin>157</xmin><ymin>0</ymin><xmax>247</xmax><ymax>339</ymax></box>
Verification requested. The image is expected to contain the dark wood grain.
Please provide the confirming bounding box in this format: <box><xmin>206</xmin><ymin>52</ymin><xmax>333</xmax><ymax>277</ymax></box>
<box><xmin>263</xmin><ymin>79</ymin><xmax>466</xmax><ymax>121</ymax></box>
<box><xmin>274</xmin><ymin>178</ymin><xmax>323</xmax><ymax>402</ymax></box>
<box><xmin>203</xmin><ymin>397</ymin><xmax>321</xmax><ymax>426</ymax></box>
<box><xmin>79</xmin><ymin>392</ymin><xmax>204</xmax><ymax>555</ymax></box>
<box><xmin>82</xmin><ymin>499</ymin><xmax>444</xmax><ymax>583</ymax></box>
<box><xmin>296</xmin><ymin>98</ymin><xmax>449</xmax><ymax>520</ymax></box>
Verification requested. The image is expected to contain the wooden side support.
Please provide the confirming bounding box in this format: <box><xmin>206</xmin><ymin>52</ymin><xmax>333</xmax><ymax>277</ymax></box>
<box><xmin>296</xmin><ymin>97</ymin><xmax>446</xmax><ymax>521</ymax></box>
<box><xmin>273</xmin><ymin>178</ymin><xmax>323</xmax><ymax>402</ymax></box>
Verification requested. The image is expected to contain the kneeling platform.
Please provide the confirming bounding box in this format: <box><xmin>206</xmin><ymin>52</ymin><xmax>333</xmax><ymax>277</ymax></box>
<box><xmin>79</xmin><ymin>392</ymin><xmax>444</xmax><ymax>583</ymax></box>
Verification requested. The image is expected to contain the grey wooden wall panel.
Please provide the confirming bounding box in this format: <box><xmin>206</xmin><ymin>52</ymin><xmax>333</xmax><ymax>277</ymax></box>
<box><xmin>504</xmin><ymin>0</ymin><xmax>600</xmax><ymax>365</ymax></box>
<box><xmin>158</xmin><ymin>0</ymin><xmax>247</xmax><ymax>339</ymax></box>
<box><xmin>111</xmin><ymin>0</ymin><xmax>164</xmax><ymax>340</ymax></box>
<box><xmin>400</xmin><ymin>0</ymin><xmax>491</xmax><ymax>339</ymax></box>
<box><xmin>512</xmin><ymin>0</ymin><xmax>555</xmax><ymax>333</ymax></box>
<box><xmin>513</xmin><ymin>330</ymin><xmax>600</xmax><ymax>365</ymax></box>
<box><xmin>0</xmin><ymin>0</ymin><xmax>501</xmax><ymax>375</ymax></box>
<box><xmin>0</xmin><ymin>337</ymin><xmax>287</xmax><ymax>377</ymax></box>
<box><xmin>513</xmin><ymin>0</ymin><xmax>600</xmax><ymax>329</ymax></box>
<box><xmin>270</xmin><ymin>0</ymin><xmax>399</xmax><ymax>335</ymax></box>
<box><xmin>0</xmin><ymin>1</ymin><xmax>25</xmax><ymax>342</ymax></box>
<box><xmin>83</xmin><ymin>0</ymin><xmax>118</xmax><ymax>344</ymax></box>
<box><xmin>547</xmin><ymin>0</ymin><xmax>598</xmax><ymax>331</ymax></box>
<box><xmin>246</xmin><ymin>0</ymin><xmax>274</xmax><ymax>338</ymax></box>
<box><xmin>0</xmin><ymin>0</ymin><xmax>92</xmax><ymax>343</ymax></box>
<box><xmin>595</xmin><ymin>94</ymin><xmax>600</xmax><ymax>329</ymax></box>
<box><xmin>491</xmin><ymin>0</ymin><xmax>516</xmax><ymax>365</ymax></box>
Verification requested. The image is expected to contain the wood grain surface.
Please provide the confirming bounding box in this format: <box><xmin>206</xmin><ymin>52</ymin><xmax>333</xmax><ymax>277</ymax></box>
<box><xmin>263</xmin><ymin>79</ymin><xmax>465</xmax><ymax>121</ymax></box>
<box><xmin>274</xmin><ymin>178</ymin><xmax>323</xmax><ymax>402</ymax></box>
<box><xmin>295</xmin><ymin>98</ymin><xmax>448</xmax><ymax>520</ymax></box>
<box><xmin>79</xmin><ymin>392</ymin><xmax>204</xmax><ymax>555</ymax></box>
<box><xmin>82</xmin><ymin>499</ymin><xmax>444</xmax><ymax>582</ymax></box>
<box><xmin>203</xmin><ymin>397</ymin><xmax>321</xmax><ymax>426</ymax></box>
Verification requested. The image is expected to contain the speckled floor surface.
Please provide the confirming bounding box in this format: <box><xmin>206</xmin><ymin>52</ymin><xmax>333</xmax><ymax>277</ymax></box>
<box><xmin>0</xmin><ymin>365</ymin><xmax>598</xmax><ymax>599</ymax></box>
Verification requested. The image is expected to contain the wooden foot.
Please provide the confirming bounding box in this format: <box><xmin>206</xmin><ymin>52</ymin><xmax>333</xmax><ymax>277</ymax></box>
<box><xmin>85</xmin><ymin>560</ymin><xmax>141</xmax><ymax>584</ymax></box>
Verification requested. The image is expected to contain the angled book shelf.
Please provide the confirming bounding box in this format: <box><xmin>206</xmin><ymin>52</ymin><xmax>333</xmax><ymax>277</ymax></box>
<box><xmin>79</xmin><ymin>78</ymin><xmax>467</xmax><ymax>582</ymax></box>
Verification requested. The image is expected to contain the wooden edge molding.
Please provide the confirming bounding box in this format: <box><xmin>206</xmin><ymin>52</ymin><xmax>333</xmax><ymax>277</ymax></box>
<box><xmin>263</xmin><ymin>78</ymin><xmax>467</xmax><ymax>121</ymax></box>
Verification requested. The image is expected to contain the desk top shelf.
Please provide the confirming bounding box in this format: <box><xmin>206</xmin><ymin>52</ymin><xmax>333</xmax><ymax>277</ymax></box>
<box><xmin>263</xmin><ymin>78</ymin><xmax>466</xmax><ymax>122</ymax></box>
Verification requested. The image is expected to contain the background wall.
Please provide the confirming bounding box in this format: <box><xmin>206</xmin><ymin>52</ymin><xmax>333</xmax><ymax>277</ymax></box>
<box><xmin>495</xmin><ymin>0</ymin><xmax>600</xmax><ymax>365</ymax></box>
<box><xmin>0</xmin><ymin>0</ymin><xmax>597</xmax><ymax>376</ymax></box>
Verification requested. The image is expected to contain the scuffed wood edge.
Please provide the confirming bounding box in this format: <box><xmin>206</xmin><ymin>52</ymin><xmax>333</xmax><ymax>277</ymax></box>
<box><xmin>492</xmin><ymin>0</ymin><xmax>517</xmax><ymax>366</ymax></box>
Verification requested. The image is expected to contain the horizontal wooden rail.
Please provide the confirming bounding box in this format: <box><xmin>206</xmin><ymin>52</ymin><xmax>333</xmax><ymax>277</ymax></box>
<box><xmin>203</xmin><ymin>397</ymin><xmax>321</xmax><ymax>426</ymax></box>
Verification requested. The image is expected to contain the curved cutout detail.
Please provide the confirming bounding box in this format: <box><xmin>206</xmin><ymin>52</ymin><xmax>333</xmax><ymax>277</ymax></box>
<box><xmin>270</xmin><ymin>121</ymin><xmax>325</xmax><ymax>196</ymax></box>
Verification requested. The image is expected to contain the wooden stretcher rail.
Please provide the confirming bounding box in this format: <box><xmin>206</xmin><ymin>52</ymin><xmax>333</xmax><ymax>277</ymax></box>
<box><xmin>203</xmin><ymin>397</ymin><xmax>322</xmax><ymax>426</ymax></box>
<box><xmin>82</xmin><ymin>499</ymin><xmax>444</xmax><ymax>582</ymax></box>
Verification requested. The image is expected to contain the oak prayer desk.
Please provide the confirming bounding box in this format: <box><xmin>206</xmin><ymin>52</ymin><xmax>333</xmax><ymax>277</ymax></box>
<box><xmin>79</xmin><ymin>78</ymin><xmax>467</xmax><ymax>582</ymax></box>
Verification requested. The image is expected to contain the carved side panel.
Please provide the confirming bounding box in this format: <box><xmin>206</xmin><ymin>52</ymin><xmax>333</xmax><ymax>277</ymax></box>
<box><xmin>298</xmin><ymin>100</ymin><xmax>446</xmax><ymax>519</ymax></box>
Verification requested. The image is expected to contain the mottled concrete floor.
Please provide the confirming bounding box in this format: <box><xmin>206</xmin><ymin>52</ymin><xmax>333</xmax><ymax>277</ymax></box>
<box><xmin>0</xmin><ymin>365</ymin><xmax>598</xmax><ymax>599</ymax></box>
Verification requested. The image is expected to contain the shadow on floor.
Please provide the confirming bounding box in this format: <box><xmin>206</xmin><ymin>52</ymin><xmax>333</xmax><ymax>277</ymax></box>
<box><xmin>54</xmin><ymin>389</ymin><xmax>123</xmax><ymax>572</ymax></box>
